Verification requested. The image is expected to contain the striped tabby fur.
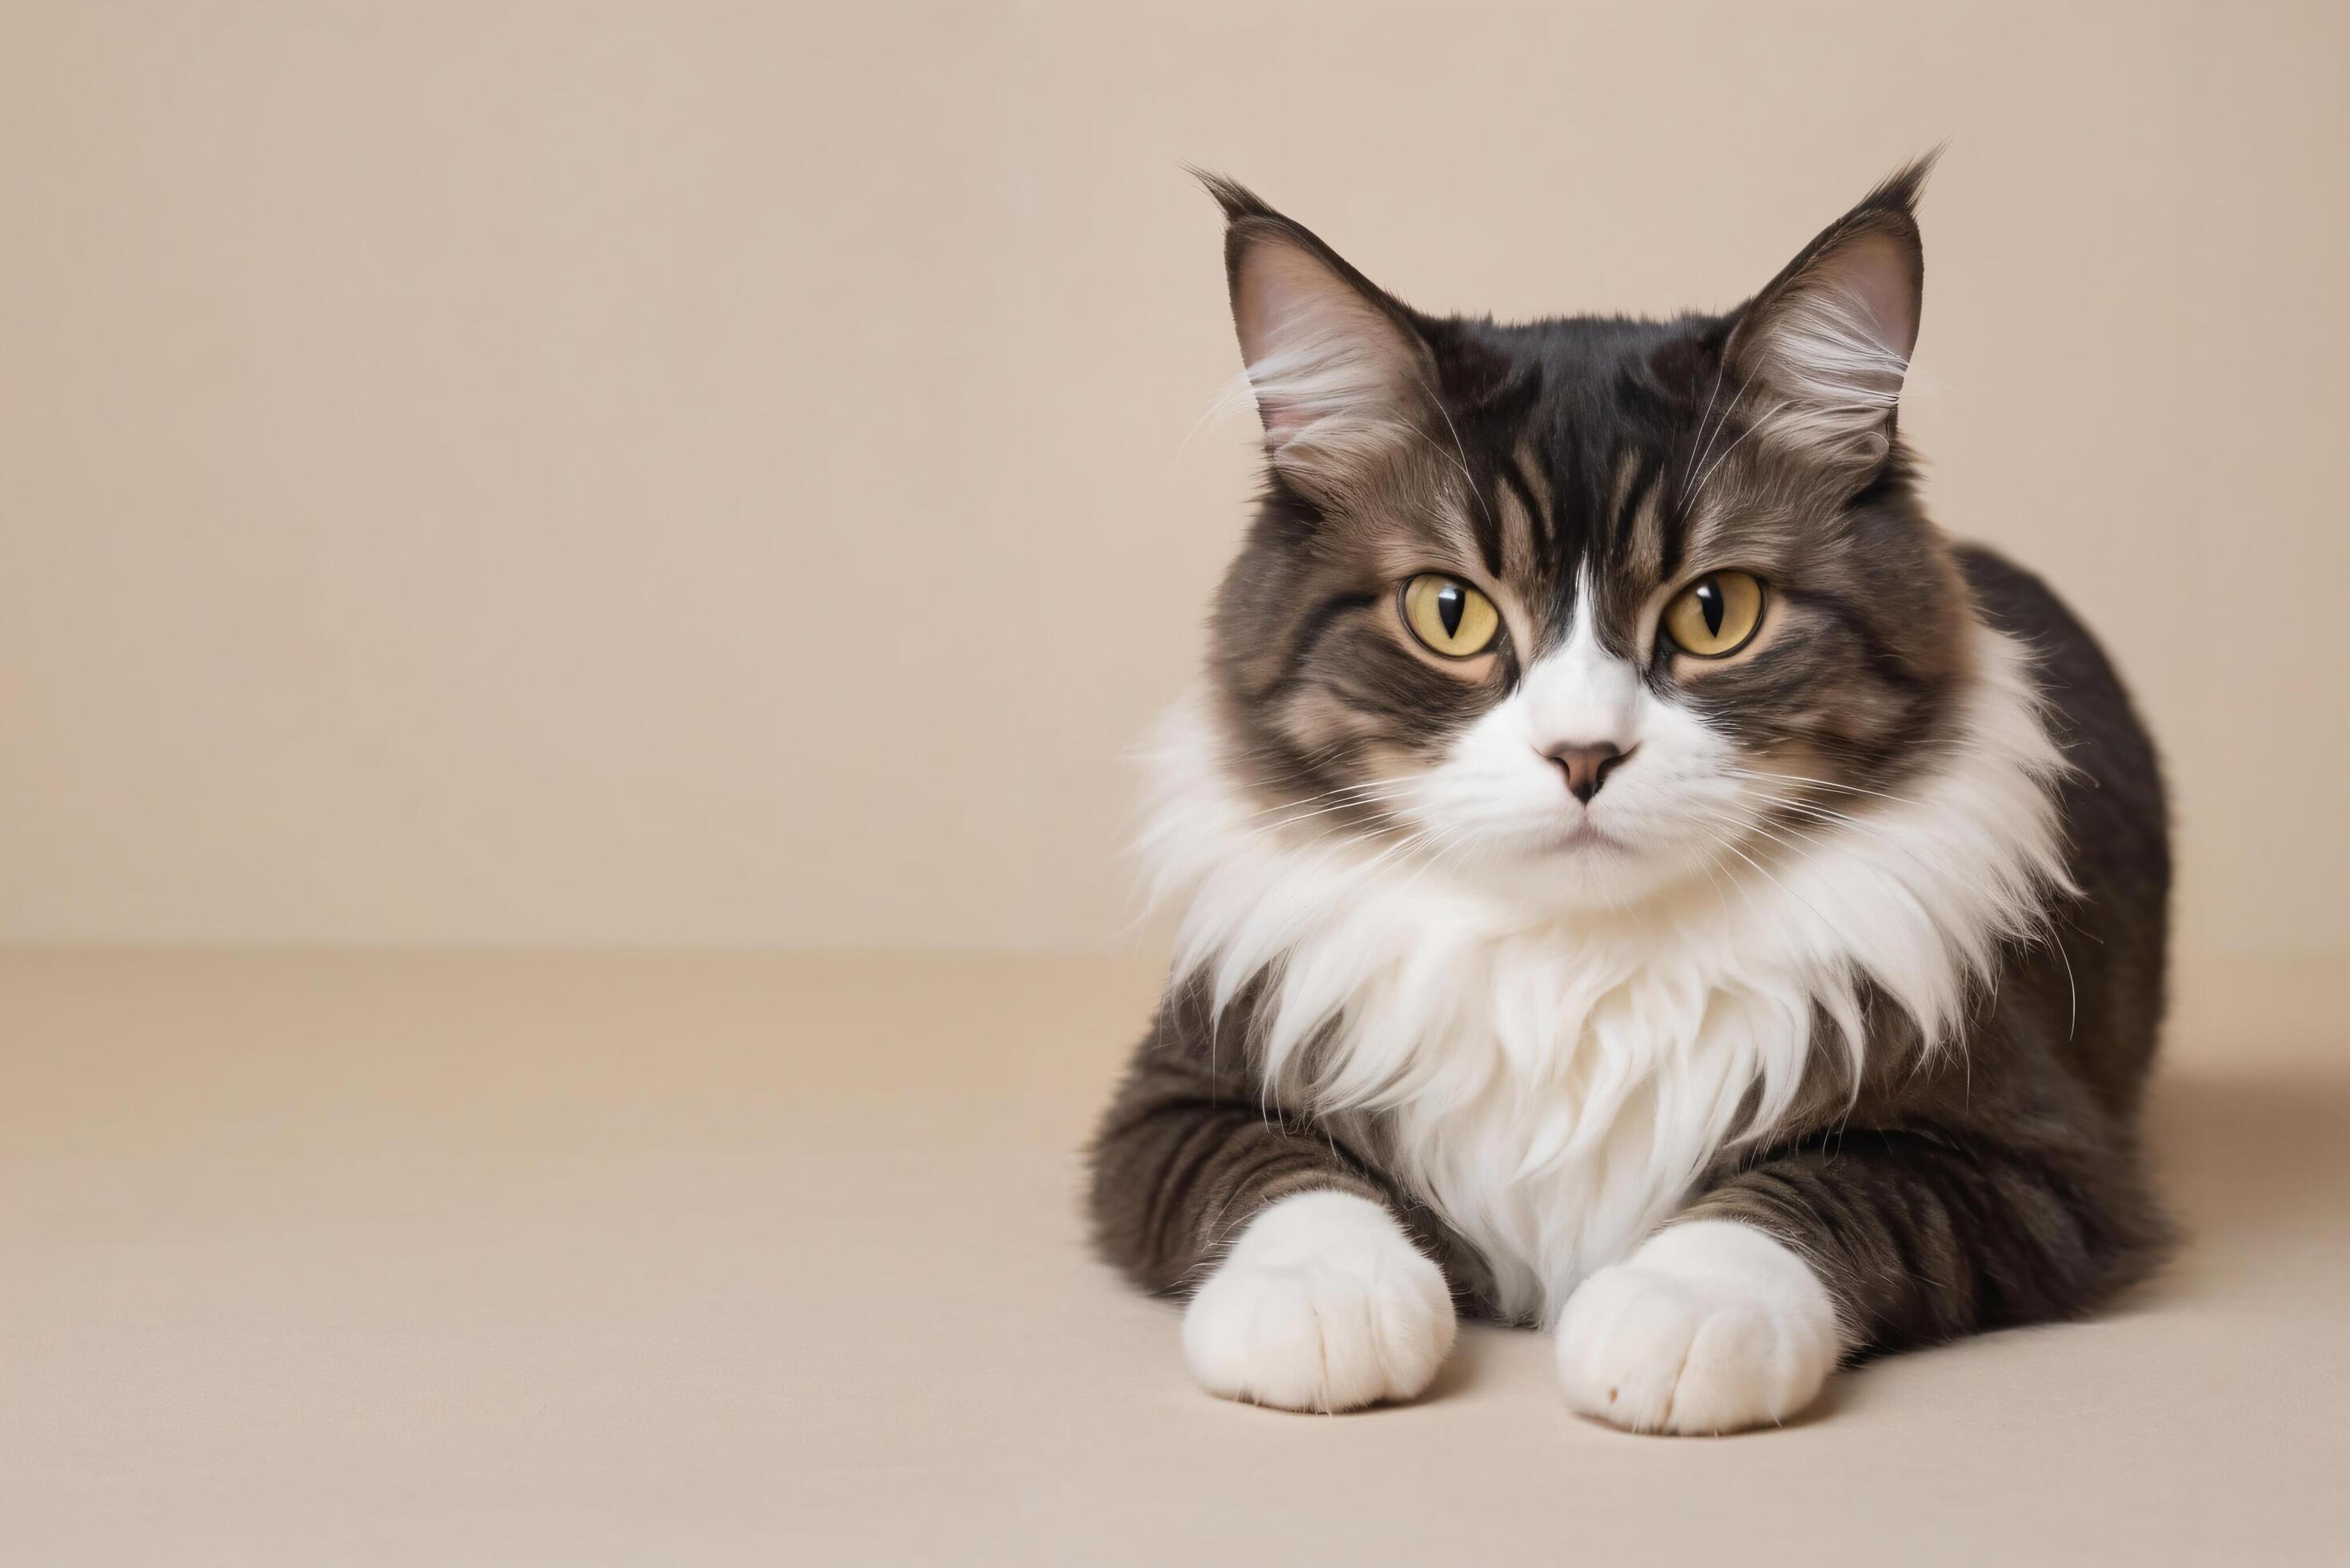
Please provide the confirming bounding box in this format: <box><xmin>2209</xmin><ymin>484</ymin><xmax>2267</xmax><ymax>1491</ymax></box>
<box><xmin>1088</xmin><ymin>160</ymin><xmax>2171</xmax><ymax>1431</ymax></box>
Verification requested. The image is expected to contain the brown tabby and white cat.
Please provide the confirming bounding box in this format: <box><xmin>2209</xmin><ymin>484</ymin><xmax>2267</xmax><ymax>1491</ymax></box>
<box><xmin>1088</xmin><ymin>160</ymin><xmax>2171</xmax><ymax>1434</ymax></box>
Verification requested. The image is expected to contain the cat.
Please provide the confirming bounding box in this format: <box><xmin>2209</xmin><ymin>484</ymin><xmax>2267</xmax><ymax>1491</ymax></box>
<box><xmin>1086</xmin><ymin>158</ymin><xmax>2172</xmax><ymax>1434</ymax></box>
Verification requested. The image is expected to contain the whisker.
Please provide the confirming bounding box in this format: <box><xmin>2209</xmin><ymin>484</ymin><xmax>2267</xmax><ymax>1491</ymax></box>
<box><xmin>1725</xmin><ymin>767</ymin><xmax>1919</xmax><ymax>810</ymax></box>
<box><xmin>1681</xmin><ymin>358</ymin><xmax>1731</xmax><ymax>494</ymax></box>
<box><xmin>1679</xmin><ymin>805</ymin><xmax>1839</xmax><ymax>934</ymax></box>
<box><xmin>1683</xmin><ymin>364</ymin><xmax>1754</xmax><ymax>505</ymax></box>
<box><xmin>1235</xmin><ymin>778</ymin><xmax>1425</xmax><ymax>825</ymax></box>
<box><xmin>1686</xmin><ymin>398</ymin><xmax>1789</xmax><ymax>512</ymax></box>
<box><xmin>1739</xmin><ymin>790</ymin><xmax>2016</xmax><ymax>909</ymax></box>
<box><xmin>1406</xmin><ymin>370</ymin><xmax>1501</xmax><ymax>549</ymax></box>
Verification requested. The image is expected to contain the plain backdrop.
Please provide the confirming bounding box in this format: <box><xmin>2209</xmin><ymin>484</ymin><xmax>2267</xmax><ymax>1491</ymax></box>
<box><xmin>2</xmin><ymin>1</ymin><xmax>2344</xmax><ymax>971</ymax></box>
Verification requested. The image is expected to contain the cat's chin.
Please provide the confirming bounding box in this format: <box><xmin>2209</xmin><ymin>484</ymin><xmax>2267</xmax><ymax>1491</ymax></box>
<box><xmin>1537</xmin><ymin>819</ymin><xmax>1631</xmax><ymax>855</ymax></box>
<box><xmin>1439</xmin><ymin>822</ymin><xmax>1723</xmax><ymax>916</ymax></box>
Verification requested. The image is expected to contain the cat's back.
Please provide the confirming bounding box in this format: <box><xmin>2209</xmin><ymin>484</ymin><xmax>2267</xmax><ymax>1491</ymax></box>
<box><xmin>1956</xmin><ymin>543</ymin><xmax>2170</xmax><ymax>1110</ymax></box>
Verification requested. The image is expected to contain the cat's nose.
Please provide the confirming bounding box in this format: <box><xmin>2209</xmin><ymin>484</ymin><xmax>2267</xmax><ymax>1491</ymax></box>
<box><xmin>1545</xmin><ymin>741</ymin><xmax>1631</xmax><ymax>804</ymax></box>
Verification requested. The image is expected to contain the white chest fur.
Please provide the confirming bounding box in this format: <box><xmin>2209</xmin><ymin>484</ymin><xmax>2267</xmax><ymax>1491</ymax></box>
<box><xmin>1279</xmin><ymin>897</ymin><xmax>1834</xmax><ymax>1322</ymax></box>
<box><xmin>1140</xmin><ymin>627</ymin><xmax>2068</xmax><ymax>1325</ymax></box>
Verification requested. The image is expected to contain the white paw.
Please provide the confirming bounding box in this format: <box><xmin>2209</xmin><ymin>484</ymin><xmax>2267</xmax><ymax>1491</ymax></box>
<box><xmin>1183</xmin><ymin>1190</ymin><xmax>1456</xmax><ymax>1413</ymax></box>
<box><xmin>1555</xmin><ymin>1219</ymin><xmax>1840</xmax><ymax>1435</ymax></box>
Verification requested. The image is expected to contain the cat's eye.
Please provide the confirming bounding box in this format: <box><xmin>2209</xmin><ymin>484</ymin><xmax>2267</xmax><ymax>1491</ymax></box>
<box><xmin>1662</xmin><ymin>571</ymin><xmax>1767</xmax><ymax>658</ymax></box>
<box><xmin>1400</xmin><ymin>574</ymin><xmax>1501</xmax><ymax>658</ymax></box>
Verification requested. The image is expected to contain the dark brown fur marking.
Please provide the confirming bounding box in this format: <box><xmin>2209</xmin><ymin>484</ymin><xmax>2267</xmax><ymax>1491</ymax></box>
<box><xmin>1088</xmin><ymin>169</ymin><xmax>2171</xmax><ymax>1362</ymax></box>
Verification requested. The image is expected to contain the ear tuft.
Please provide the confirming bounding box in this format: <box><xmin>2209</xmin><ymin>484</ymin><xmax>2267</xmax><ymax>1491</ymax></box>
<box><xmin>1733</xmin><ymin>154</ymin><xmax>1936</xmax><ymax>477</ymax></box>
<box><xmin>1187</xmin><ymin>166</ymin><xmax>1276</xmax><ymax>226</ymax></box>
<box><xmin>1192</xmin><ymin>173</ymin><xmax>1433</xmax><ymax>503</ymax></box>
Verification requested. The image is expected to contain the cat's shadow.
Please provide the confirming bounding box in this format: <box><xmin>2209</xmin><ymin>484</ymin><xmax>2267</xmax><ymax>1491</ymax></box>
<box><xmin>2136</xmin><ymin>1057</ymin><xmax>2350</xmax><ymax>1301</ymax></box>
<box><xmin>1228</xmin><ymin>1054</ymin><xmax>2343</xmax><ymax>1425</ymax></box>
<box><xmin>1400</xmin><ymin>1056</ymin><xmax>2347</xmax><ymax>1422</ymax></box>
<box><xmin>1415</xmin><ymin>1319</ymin><xmax>1848</xmax><ymax>1432</ymax></box>
<box><xmin>1420</xmin><ymin>1328</ymin><xmax>1488</xmax><ymax>1406</ymax></box>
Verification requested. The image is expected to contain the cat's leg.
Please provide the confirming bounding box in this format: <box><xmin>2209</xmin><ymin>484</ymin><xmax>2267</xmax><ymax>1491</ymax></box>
<box><xmin>1555</xmin><ymin>1128</ymin><xmax>2157</xmax><ymax>1434</ymax></box>
<box><xmin>1089</xmin><ymin>1042</ymin><xmax>1455</xmax><ymax>1413</ymax></box>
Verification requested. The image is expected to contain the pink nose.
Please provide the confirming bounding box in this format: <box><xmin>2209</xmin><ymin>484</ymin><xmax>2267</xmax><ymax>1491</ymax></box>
<box><xmin>1545</xmin><ymin>742</ymin><xmax>1629</xmax><ymax>804</ymax></box>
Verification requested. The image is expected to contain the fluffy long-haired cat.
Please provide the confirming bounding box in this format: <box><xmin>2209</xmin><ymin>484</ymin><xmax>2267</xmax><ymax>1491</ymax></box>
<box><xmin>1087</xmin><ymin>158</ymin><xmax>2171</xmax><ymax>1434</ymax></box>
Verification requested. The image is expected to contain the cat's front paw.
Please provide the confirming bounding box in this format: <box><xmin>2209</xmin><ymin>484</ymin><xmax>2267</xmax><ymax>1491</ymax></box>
<box><xmin>1555</xmin><ymin>1218</ymin><xmax>1840</xmax><ymax>1435</ymax></box>
<box><xmin>1183</xmin><ymin>1190</ymin><xmax>1455</xmax><ymax>1413</ymax></box>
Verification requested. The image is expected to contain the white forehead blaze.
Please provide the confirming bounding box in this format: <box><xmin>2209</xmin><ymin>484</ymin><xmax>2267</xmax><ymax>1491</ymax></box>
<box><xmin>1516</xmin><ymin>573</ymin><xmax>1640</xmax><ymax>753</ymax></box>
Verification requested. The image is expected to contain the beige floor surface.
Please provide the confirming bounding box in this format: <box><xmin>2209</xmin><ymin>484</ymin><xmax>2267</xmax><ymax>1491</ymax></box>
<box><xmin>2</xmin><ymin>949</ymin><xmax>2344</xmax><ymax>1566</ymax></box>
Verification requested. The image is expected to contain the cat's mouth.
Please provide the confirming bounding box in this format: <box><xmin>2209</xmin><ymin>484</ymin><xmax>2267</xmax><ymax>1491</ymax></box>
<box><xmin>1544</xmin><ymin>818</ymin><xmax>1628</xmax><ymax>854</ymax></box>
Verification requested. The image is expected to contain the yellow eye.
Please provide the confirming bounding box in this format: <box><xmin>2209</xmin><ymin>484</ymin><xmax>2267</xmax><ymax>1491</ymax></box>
<box><xmin>1400</xmin><ymin>574</ymin><xmax>1500</xmax><ymax>658</ymax></box>
<box><xmin>1663</xmin><ymin>570</ymin><xmax>1767</xmax><ymax>658</ymax></box>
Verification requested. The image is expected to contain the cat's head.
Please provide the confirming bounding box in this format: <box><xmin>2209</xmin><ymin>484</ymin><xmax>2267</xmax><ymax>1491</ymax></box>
<box><xmin>1194</xmin><ymin>159</ymin><xmax>1977</xmax><ymax>912</ymax></box>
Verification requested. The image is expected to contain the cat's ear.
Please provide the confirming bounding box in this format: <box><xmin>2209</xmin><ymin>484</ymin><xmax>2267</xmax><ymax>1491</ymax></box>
<box><xmin>1730</xmin><ymin>156</ymin><xmax>1933</xmax><ymax>478</ymax></box>
<box><xmin>1198</xmin><ymin>173</ymin><xmax>1436</xmax><ymax>501</ymax></box>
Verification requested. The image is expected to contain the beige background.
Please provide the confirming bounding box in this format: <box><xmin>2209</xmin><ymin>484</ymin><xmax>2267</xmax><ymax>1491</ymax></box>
<box><xmin>3</xmin><ymin>0</ymin><xmax>2345</xmax><ymax>962</ymax></box>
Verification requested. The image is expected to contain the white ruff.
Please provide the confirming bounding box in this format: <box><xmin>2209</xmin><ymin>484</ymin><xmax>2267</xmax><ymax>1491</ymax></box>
<box><xmin>1139</xmin><ymin>624</ymin><xmax>2071</xmax><ymax>1326</ymax></box>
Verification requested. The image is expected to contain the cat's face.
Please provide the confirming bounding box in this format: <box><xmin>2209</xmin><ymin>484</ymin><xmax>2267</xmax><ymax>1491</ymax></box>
<box><xmin>1201</xmin><ymin>166</ymin><xmax>1973</xmax><ymax>910</ymax></box>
